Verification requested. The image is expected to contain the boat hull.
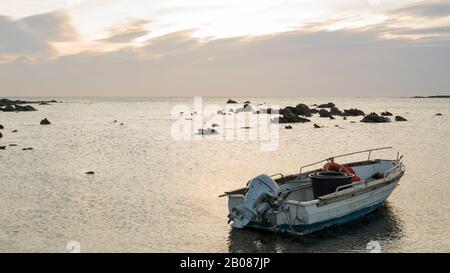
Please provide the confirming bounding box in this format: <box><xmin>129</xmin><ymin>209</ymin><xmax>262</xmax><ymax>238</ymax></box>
<box><xmin>228</xmin><ymin>174</ymin><xmax>402</xmax><ymax>236</ymax></box>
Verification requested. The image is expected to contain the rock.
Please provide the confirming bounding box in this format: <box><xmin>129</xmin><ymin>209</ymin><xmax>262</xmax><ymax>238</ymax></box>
<box><xmin>276</xmin><ymin>108</ymin><xmax>311</xmax><ymax>123</ymax></box>
<box><xmin>22</xmin><ymin>147</ymin><xmax>33</xmax><ymax>151</ymax></box>
<box><xmin>314</xmin><ymin>124</ymin><xmax>322</xmax><ymax>128</ymax></box>
<box><xmin>12</xmin><ymin>130</ymin><xmax>17</xmax><ymax>133</ymax></box>
<box><xmin>244</xmin><ymin>101</ymin><xmax>251</xmax><ymax>104</ymax></box>
<box><xmin>113</xmin><ymin>120</ymin><xmax>118</xmax><ymax>123</ymax></box>
<box><xmin>226</xmin><ymin>98</ymin><xmax>238</xmax><ymax>104</ymax></box>
<box><xmin>2</xmin><ymin>105</ymin><xmax>15</xmax><ymax>112</ymax></box>
<box><xmin>395</xmin><ymin>116</ymin><xmax>408</xmax><ymax>121</ymax></box>
<box><xmin>14</xmin><ymin>105</ymin><xmax>37</xmax><ymax>112</ymax></box>
<box><xmin>295</xmin><ymin>103</ymin><xmax>311</xmax><ymax>116</ymax></box>
<box><xmin>241</xmin><ymin>126</ymin><xmax>251</xmax><ymax>129</ymax></box>
<box><xmin>319</xmin><ymin>109</ymin><xmax>331</xmax><ymax>117</ymax></box>
<box><xmin>329</xmin><ymin>115</ymin><xmax>335</xmax><ymax>120</ymax></box>
<box><xmin>0</xmin><ymin>146</ymin><xmax>5</xmax><ymax>150</ymax></box>
<box><xmin>317</xmin><ymin>102</ymin><xmax>335</xmax><ymax>108</ymax></box>
<box><xmin>85</xmin><ymin>171</ymin><xmax>95</xmax><ymax>175</ymax></box>
<box><xmin>361</xmin><ymin>112</ymin><xmax>390</xmax><ymax>123</ymax></box>
<box><xmin>0</xmin><ymin>132</ymin><xmax>2</xmax><ymax>138</ymax></box>
<box><xmin>120</xmin><ymin>123</ymin><xmax>124</xmax><ymax>125</ymax></box>
<box><xmin>285</xmin><ymin>125</ymin><xmax>293</xmax><ymax>129</ymax></box>
<box><xmin>309</xmin><ymin>108</ymin><xmax>320</xmax><ymax>114</ymax></box>
<box><xmin>39</xmin><ymin>102</ymin><xmax>50</xmax><ymax>105</ymax></box>
<box><xmin>40</xmin><ymin>118</ymin><xmax>51</xmax><ymax>125</ymax></box>
<box><xmin>435</xmin><ymin>113</ymin><xmax>442</xmax><ymax>116</ymax></box>
<box><xmin>350</xmin><ymin>121</ymin><xmax>356</xmax><ymax>123</ymax></box>
<box><xmin>9</xmin><ymin>144</ymin><xmax>17</xmax><ymax>146</ymax></box>
<box><xmin>236</xmin><ymin>104</ymin><xmax>254</xmax><ymax>113</ymax></box>
<box><xmin>381</xmin><ymin>111</ymin><xmax>393</xmax><ymax>116</ymax></box>
<box><xmin>330</xmin><ymin>106</ymin><xmax>343</xmax><ymax>116</ymax></box>
<box><xmin>343</xmin><ymin>108</ymin><xmax>365</xmax><ymax>116</ymax></box>
<box><xmin>0</xmin><ymin>124</ymin><xmax>3</xmax><ymax>129</ymax></box>
<box><xmin>343</xmin><ymin>117</ymin><xmax>347</xmax><ymax>120</ymax></box>
<box><xmin>211</xmin><ymin>123</ymin><xmax>220</xmax><ymax>127</ymax></box>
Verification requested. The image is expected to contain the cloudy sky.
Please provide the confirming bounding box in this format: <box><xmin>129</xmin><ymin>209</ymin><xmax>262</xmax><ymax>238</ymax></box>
<box><xmin>0</xmin><ymin>0</ymin><xmax>449</xmax><ymax>97</ymax></box>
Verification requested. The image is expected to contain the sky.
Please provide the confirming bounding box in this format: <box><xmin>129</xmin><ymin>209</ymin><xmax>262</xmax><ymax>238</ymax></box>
<box><xmin>0</xmin><ymin>0</ymin><xmax>449</xmax><ymax>97</ymax></box>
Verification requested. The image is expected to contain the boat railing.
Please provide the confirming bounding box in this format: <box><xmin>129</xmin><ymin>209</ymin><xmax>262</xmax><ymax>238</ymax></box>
<box><xmin>384</xmin><ymin>156</ymin><xmax>404</xmax><ymax>179</ymax></box>
<box><xmin>297</xmin><ymin>147</ymin><xmax>394</xmax><ymax>178</ymax></box>
<box><xmin>334</xmin><ymin>179</ymin><xmax>368</xmax><ymax>193</ymax></box>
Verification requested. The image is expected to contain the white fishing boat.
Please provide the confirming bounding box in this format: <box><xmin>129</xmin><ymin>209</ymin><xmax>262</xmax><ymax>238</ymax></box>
<box><xmin>222</xmin><ymin>147</ymin><xmax>405</xmax><ymax>235</ymax></box>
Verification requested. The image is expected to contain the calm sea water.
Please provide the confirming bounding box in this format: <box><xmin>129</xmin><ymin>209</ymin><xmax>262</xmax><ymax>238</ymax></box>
<box><xmin>0</xmin><ymin>97</ymin><xmax>449</xmax><ymax>253</ymax></box>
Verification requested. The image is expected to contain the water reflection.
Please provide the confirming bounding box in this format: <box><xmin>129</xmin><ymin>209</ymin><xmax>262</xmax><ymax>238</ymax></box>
<box><xmin>228</xmin><ymin>202</ymin><xmax>404</xmax><ymax>253</ymax></box>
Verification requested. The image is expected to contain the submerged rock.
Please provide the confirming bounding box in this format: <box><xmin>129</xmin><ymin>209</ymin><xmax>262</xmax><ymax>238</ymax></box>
<box><xmin>395</xmin><ymin>116</ymin><xmax>408</xmax><ymax>121</ymax></box>
<box><xmin>285</xmin><ymin>125</ymin><xmax>293</xmax><ymax>129</ymax></box>
<box><xmin>317</xmin><ymin>102</ymin><xmax>335</xmax><ymax>108</ymax></box>
<box><xmin>381</xmin><ymin>111</ymin><xmax>393</xmax><ymax>116</ymax></box>
<box><xmin>85</xmin><ymin>171</ymin><xmax>95</xmax><ymax>175</ymax></box>
<box><xmin>313</xmin><ymin>123</ymin><xmax>322</xmax><ymax>128</ymax></box>
<box><xmin>40</xmin><ymin>118</ymin><xmax>51</xmax><ymax>125</ymax></box>
<box><xmin>343</xmin><ymin>108</ymin><xmax>365</xmax><ymax>116</ymax></box>
<box><xmin>319</xmin><ymin>109</ymin><xmax>331</xmax><ymax>118</ymax></box>
<box><xmin>14</xmin><ymin>105</ymin><xmax>37</xmax><ymax>112</ymax></box>
<box><xmin>9</xmin><ymin>144</ymin><xmax>17</xmax><ymax>146</ymax></box>
<box><xmin>0</xmin><ymin>124</ymin><xmax>3</xmax><ymax>129</ymax></box>
<box><xmin>0</xmin><ymin>146</ymin><xmax>5</xmax><ymax>150</ymax></box>
<box><xmin>330</xmin><ymin>106</ymin><xmax>343</xmax><ymax>116</ymax></box>
<box><xmin>12</xmin><ymin>130</ymin><xmax>17</xmax><ymax>133</ymax></box>
<box><xmin>0</xmin><ymin>132</ymin><xmax>2</xmax><ymax>138</ymax></box>
<box><xmin>361</xmin><ymin>112</ymin><xmax>390</xmax><ymax>123</ymax></box>
<box><xmin>22</xmin><ymin>147</ymin><xmax>33</xmax><ymax>151</ymax></box>
<box><xmin>226</xmin><ymin>98</ymin><xmax>238</xmax><ymax>104</ymax></box>
<box><xmin>435</xmin><ymin>113</ymin><xmax>442</xmax><ymax>116</ymax></box>
<box><xmin>295</xmin><ymin>103</ymin><xmax>311</xmax><ymax>116</ymax></box>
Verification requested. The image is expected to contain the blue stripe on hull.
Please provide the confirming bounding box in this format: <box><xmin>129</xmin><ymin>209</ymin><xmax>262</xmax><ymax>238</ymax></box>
<box><xmin>249</xmin><ymin>202</ymin><xmax>383</xmax><ymax>235</ymax></box>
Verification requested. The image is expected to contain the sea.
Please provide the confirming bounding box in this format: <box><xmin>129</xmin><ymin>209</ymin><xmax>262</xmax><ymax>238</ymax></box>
<box><xmin>0</xmin><ymin>97</ymin><xmax>449</xmax><ymax>252</ymax></box>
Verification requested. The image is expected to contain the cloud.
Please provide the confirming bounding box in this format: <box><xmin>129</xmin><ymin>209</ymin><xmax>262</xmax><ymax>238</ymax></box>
<box><xmin>1</xmin><ymin>26</ymin><xmax>449</xmax><ymax>97</ymax></box>
<box><xmin>98</xmin><ymin>19</ymin><xmax>151</xmax><ymax>44</ymax></box>
<box><xmin>0</xmin><ymin>10</ymin><xmax>78</xmax><ymax>59</ymax></box>
<box><xmin>393</xmin><ymin>0</ymin><xmax>450</xmax><ymax>18</ymax></box>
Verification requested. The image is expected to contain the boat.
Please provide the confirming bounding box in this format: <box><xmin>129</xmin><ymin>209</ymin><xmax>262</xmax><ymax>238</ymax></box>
<box><xmin>222</xmin><ymin>147</ymin><xmax>405</xmax><ymax>235</ymax></box>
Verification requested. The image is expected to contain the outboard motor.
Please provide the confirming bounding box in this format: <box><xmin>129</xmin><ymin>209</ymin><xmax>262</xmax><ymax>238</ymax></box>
<box><xmin>228</xmin><ymin>174</ymin><xmax>280</xmax><ymax>228</ymax></box>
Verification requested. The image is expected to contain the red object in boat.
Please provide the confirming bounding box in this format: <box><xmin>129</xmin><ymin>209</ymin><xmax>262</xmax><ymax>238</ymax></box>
<box><xmin>322</xmin><ymin>162</ymin><xmax>361</xmax><ymax>182</ymax></box>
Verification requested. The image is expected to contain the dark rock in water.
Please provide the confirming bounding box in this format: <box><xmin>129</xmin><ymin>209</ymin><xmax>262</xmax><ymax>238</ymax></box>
<box><xmin>317</xmin><ymin>102</ymin><xmax>335</xmax><ymax>108</ymax></box>
<box><xmin>40</xmin><ymin>118</ymin><xmax>51</xmax><ymax>125</ymax></box>
<box><xmin>2</xmin><ymin>105</ymin><xmax>15</xmax><ymax>112</ymax></box>
<box><xmin>0</xmin><ymin>124</ymin><xmax>3</xmax><ymax>129</ymax></box>
<box><xmin>241</xmin><ymin>126</ymin><xmax>251</xmax><ymax>129</ymax></box>
<box><xmin>113</xmin><ymin>120</ymin><xmax>118</xmax><ymax>123</ymax></box>
<box><xmin>310</xmin><ymin>108</ymin><xmax>320</xmax><ymax>114</ymax></box>
<box><xmin>15</xmin><ymin>104</ymin><xmax>37</xmax><ymax>112</ymax></box>
<box><xmin>0</xmin><ymin>132</ymin><xmax>2</xmax><ymax>138</ymax></box>
<box><xmin>85</xmin><ymin>171</ymin><xmax>95</xmax><ymax>175</ymax></box>
<box><xmin>295</xmin><ymin>103</ymin><xmax>311</xmax><ymax>116</ymax></box>
<box><xmin>313</xmin><ymin>123</ymin><xmax>322</xmax><ymax>128</ymax></box>
<box><xmin>0</xmin><ymin>146</ymin><xmax>5</xmax><ymax>150</ymax></box>
<box><xmin>330</xmin><ymin>106</ymin><xmax>343</xmax><ymax>116</ymax></box>
<box><xmin>276</xmin><ymin>108</ymin><xmax>311</xmax><ymax>123</ymax></box>
<box><xmin>319</xmin><ymin>109</ymin><xmax>331</xmax><ymax>117</ymax></box>
<box><xmin>361</xmin><ymin>112</ymin><xmax>390</xmax><ymax>123</ymax></box>
<box><xmin>236</xmin><ymin>104</ymin><xmax>254</xmax><ymax>113</ymax></box>
<box><xmin>343</xmin><ymin>108</ymin><xmax>365</xmax><ymax>116</ymax></box>
<box><xmin>350</xmin><ymin>121</ymin><xmax>356</xmax><ymax>123</ymax></box>
<box><xmin>12</xmin><ymin>130</ymin><xmax>17</xmax><ymax>133</ymax></box>
<box><xmin>381</xmin><ymin>111</ymin><xmax>393</xmax><ymax>116</ymax></box>
<box><xmin>343</xmin><ymin>117</ymin><xmax>347</xmax><ymax>120</ymax></box>
<box><xmin>212</xmin><ymin>123</ymin><xmax>220</xmax><ymax>127</ymax></box>
<box><xmin>9</xmin><ymin>144</ymin><xmax>17</xmax><ymax>146</ymax></box>
<box><xmin>22</xmin><ymin>147</ymin><xmax>33</xmax><ymax>151</ymax></box>
<box><xmin>120</xmin><ymin>123</ymin><xmax>124</xmax><ymax>125</ymax></box>
<box><xmin>227</xmin><ymin>98</ymin><xmax>238</xmax><ymax>104</ymax></box>
<box><xmin>329</xmin><ymin>116</ymin><xmax>335</xmax><ymax>120</ymax></box>
<box><xmin>435</xmin><ymin>113</ymin><xmax>442</xmax><ymax>116</ymax></box>
<box><xmin>285</xmin><ymin>125</ymin><xmax>293</xmax><ymax>129</ymax></box>
<box><xmin>39</xmin><ymin>102</ymin><xmax>50</xmax><ymax>105</ymax></box>
<box><xmin>395</xmin><ymin>115</ymin><xmax>407</xmax><ymax>121</ymax></box>
<box><xmin>244</xmin><ymin>100</ymin><xmax>251</xmax><ymax>104</ymax></box>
